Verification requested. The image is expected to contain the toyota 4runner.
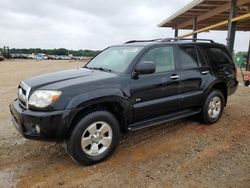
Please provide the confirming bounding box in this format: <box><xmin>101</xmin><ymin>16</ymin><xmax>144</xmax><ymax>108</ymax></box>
<box><xmin>10</xmin><ymin>38</ymin><xmax>238</xmax><ymax>165</ymax></box>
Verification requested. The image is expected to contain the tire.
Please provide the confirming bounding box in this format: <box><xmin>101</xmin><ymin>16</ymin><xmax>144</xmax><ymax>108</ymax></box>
<box><xmin>202</xmin><ymin>90</ymin><xmax>225</xmax><ymax>124</ymax></box>
<box><xmin>66</xmin><ymin>111</ymin><xmax>120</xmax><ymax>165</ymax></box>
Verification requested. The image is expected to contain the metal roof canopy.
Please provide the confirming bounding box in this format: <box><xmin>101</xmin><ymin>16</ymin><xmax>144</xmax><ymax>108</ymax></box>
<box><xmin>158</xmin><ymin>0</ymin><xmax>250</xmax><ymax>70</ymax></box>
<box><xmin>158</xmin><ymin>0</ymin><xmax>250</xmax><ymax>31</ymax></box>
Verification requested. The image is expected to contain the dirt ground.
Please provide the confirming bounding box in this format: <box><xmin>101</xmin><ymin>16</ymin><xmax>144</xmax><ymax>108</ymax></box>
<box><xmin>0</xmin><ymin>59</ymin><xmax>250</xmax><ymax>188</ymax></box>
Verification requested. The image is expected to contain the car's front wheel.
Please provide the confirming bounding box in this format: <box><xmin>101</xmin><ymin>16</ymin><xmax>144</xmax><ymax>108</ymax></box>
<box><xmin>202</xmin><ymin>90</ymin><xmax>225</xmax><ymax>124</ymax></box>
<box><xmin>66</xmin><ymin>111</ymin><xmax>120</xmax><ymax>165</ymax></box>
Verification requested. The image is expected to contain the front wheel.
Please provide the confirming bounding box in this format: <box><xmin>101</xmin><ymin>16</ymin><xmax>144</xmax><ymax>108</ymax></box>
<box><xmin>202</xmin><ymin>90</ymin><xmax>225</xmax><ymax>124</ymax></box>
<box><xmin>66</xmin><ymin>111</ymin><xmax>120</xmax><ymax>165</ymax></box>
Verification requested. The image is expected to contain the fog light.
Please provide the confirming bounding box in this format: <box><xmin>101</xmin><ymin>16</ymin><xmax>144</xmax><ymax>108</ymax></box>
<box><xmin>35</xmin><ymin>125</ymin><xmax>40</xmax><ymax>134</ymax></box>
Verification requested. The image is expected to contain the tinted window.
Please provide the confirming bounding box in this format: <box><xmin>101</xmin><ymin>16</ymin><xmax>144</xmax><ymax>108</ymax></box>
<box><xmin>207</xmin><ymin>47</ymin><xmax>232</xmax><ymax>66</ymax></box>
<box><xmin>140</xmin><ymin>46</ymin><xmax>175</xmax><ymax>73</ymax></box>
<box><xmin>197</xmin><ymin>48</ymin><xmax>207</xmax><ymax>66</ymax></box>
<box><xmin>179</xmin><ymin>46</ymin><xmax>199</xmax><ymax>69</ymax></box>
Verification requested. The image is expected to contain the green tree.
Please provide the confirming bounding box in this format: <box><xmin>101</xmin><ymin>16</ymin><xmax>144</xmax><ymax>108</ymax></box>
<box><xmin>234</xmin><ymin>51</ymin><xmax>247</xmax><ymax>68</ymax></box>
<box><xmin>8</xmin><ymin>48</ymin><xmax>100</xmax><ymax>57</ymax></box>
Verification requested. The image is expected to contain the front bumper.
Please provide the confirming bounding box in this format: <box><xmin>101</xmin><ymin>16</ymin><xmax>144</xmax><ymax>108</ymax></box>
<box><xmin>9</xmin><ymin>99</ymin><xmax>68</xmax><ymax>141</ymax></box>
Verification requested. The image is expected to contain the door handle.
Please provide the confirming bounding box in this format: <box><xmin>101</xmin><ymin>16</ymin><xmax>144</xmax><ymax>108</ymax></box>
<box><xmin>170</xmin><ymin>75</ymin><xmax>180</xmax><ymax>79</ymax></box>
<box><xmin>201</xmin><ymin>71</ymin><xmax>209</xmax><ymax>75</ymax></box>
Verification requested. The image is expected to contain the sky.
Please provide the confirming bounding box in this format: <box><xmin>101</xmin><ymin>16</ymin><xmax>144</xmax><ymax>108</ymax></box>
<box><xmin>0</xmin><ymin>0</ymin><xmax>249</xmax><ymax>51</ymax></box>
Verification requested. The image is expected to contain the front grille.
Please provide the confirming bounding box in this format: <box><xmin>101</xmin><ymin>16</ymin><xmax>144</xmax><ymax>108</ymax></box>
<box><xmin>21</xmin><ymin>88</ymin><xmax>26</xmax><ymax>95</ymax></box>
<box><xmin>18</xmin><ymin>81</ymin><xmax>31</xmax><ymax>109</ymax></box>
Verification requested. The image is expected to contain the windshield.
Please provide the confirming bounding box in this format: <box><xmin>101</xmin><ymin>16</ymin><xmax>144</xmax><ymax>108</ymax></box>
<box><xmin>86</xmin><ymin>46</ymin><xmax>143</xmax><ymax>73</ymax></box>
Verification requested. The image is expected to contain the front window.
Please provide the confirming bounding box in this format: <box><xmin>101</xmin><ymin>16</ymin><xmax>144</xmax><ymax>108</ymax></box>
<box><xmin>86</xmin><ymin>46</ymin><xmax>143</xmax><ymax>73</ymax></box>
<box><xmin>139</xmin><ymin>46</ymin><xmax>175</xmax><ymax>73</ymax></box>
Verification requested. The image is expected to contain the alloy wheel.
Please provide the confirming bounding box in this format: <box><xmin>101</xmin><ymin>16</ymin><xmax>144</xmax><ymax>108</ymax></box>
<box><xmin>81</xmin><ymin>121</ymin><xmax>113</xmax><ymax>156</ymax></box>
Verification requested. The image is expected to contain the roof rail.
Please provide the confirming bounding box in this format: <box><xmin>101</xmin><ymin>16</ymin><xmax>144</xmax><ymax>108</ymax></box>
<box><xmin>125</xmin><ymin>39</ymin><xmax>162</xmax><ymax>44</ymax></box>
<box><xmin>125</xmin><ymin>38</ymin><xmax>215</xmax><ymax>44</ymax></box>
<box><xmin>162</xmin><ymin>38</ymin><xmax>215</xmax><ymax>43</ymax></box>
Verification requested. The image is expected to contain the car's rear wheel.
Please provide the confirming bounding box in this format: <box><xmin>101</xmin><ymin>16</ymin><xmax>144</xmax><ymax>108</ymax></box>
<box><xmin>202</xmin><ymin>90</ymin><xmax>225</xmax><ymax>124</ymax></box>
<box><xmin>66</xmin><ymin>111</ymin><xmax>120</xmax><ymax>165</ymax></box>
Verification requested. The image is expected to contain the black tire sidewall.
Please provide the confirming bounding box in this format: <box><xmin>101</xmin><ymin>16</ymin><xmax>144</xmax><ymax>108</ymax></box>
<box><xmin>202</xmin><ymin>90</ymin><xmax>225</xmax><ymax>124</ymax></box>
<box><xmin>67</xmin><ymin>111</ymin><xmax>120</xmax><ymax>165</ymax></box>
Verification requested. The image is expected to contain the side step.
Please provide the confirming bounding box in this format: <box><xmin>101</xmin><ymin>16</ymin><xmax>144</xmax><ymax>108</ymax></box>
<box><xmin>128</xmin><ymin>108</ymin><xmax>201</xmax><ymax>131</ymax></box>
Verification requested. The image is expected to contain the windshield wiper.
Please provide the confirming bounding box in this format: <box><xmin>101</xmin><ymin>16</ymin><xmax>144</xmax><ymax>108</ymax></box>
<box><xmin>86</xmin><ymin>67</ymin><xmax>113</xmax><ymax>72</ymax></box>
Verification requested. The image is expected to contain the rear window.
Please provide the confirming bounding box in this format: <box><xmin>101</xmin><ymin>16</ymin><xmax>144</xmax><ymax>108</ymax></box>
<box><xmin>207</xmin><ymin>47</ymin><xmax>233</xmax><ymax>66</ymax></box>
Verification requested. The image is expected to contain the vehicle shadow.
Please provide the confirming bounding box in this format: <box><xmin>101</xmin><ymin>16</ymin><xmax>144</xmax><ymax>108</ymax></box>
<box><xmin>120</xmin><ymin>115</ymin><xmax>201</xmax><ymax>146</ymax></box>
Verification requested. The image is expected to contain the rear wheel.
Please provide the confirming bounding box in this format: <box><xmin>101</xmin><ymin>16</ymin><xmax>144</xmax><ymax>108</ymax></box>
<box><xmin>66</xmin><ymin>111</ymin><xmax>120</xmax><ymax>165</ymax></box>
<box><xmin>202</xmin><ymin>90</ymin><xmax>225</xmax><ymax>124</ymax></box>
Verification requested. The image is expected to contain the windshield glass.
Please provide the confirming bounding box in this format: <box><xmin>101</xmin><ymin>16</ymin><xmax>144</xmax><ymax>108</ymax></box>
<box><xmin>86</xmin><ymin>46</ymin><xmax>143</xmax><ymax>73</ymax></box>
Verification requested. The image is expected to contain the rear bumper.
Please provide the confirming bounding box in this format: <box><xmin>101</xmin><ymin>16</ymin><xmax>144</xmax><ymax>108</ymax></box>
<box><xmin>228</xmin><ymin>80</ymin><xmax>238</xmax><ymax>96</ymax></box>
<box><xmin>9</xmin><ymin>99</ymin><xmax>70</xmax><ymax>141</ymax></box>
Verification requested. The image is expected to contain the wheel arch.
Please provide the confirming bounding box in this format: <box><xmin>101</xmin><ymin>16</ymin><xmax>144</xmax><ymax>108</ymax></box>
<box><xmin>64</xmin><ymin>92</ymin><xmax>131</xmax><ymax>139</ymax></box>
<box><xmin>205</xmin><ymin>81</ymin><xmax>228</xmax><ymax>106</ymax></box>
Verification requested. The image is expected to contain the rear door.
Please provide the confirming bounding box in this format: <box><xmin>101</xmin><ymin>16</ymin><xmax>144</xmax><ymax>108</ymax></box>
<box><xmin>177</xmin><ymin>45</ymin><xmax>211</xmax><ymax>109</ymax></box>
<box><xmin>130</xmin><ymin>46</ymin><xmax>181</xmax><ymax>122</ymax></box>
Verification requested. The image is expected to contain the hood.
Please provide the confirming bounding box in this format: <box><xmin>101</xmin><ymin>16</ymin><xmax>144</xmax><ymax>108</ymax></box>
<box><xmin>24</xmin><ymin>68</ymin><xmax>117</xmax><ymax>89</ymax></box>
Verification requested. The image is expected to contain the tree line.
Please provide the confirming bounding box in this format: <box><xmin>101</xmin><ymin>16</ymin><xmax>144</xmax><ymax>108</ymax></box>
<box><xmin>0</xmin><ymin>48</ymin><xmax>100</xmax><ymax>57</ymax></box>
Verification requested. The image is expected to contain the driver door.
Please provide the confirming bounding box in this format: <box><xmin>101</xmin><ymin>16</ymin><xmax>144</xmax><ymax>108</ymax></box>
<box><xmin>130</xmin><ymin>46</ymin><xmax>181</xmax><ymax>122</ymax></box>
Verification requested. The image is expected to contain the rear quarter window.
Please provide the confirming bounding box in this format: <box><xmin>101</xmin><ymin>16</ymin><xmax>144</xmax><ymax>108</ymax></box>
<box><xmin>206</xmin><ymin>47</ymin><xmax>233</xmax><ymax>66</ymax></box>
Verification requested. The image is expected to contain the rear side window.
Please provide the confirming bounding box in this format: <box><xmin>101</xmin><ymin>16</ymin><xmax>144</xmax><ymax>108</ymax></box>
<box><xmin>178</xmin><ymin>46</ymin><xmax>199</xmax><ymax>69</ymax></box>
<box><xmin>139</xmin><ymin>46</ymin><xmax>175</xmax><ymax>73</ymax></box>
<box><xmin>197</xmin><ymin>48</ymin><xmax>207</xmax><ymax>66</ymax></box>
<box><xmin>207</xmin><ymin>47</ymin><xmax>232</xmax><ymax>66</ymax></box>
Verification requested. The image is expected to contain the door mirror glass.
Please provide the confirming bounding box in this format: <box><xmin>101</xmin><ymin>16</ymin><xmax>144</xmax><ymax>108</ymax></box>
<box><xmin>135</xmin><ymin>61</ymin><xmax>156</xmax><ymax>75</ymax></box>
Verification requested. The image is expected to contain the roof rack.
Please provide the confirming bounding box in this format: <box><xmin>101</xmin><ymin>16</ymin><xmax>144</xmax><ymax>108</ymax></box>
<box><xmin>162</xmin><ymin>38</ymin><xmax>215</xmax><ymax>43</ymax></box>
<box><xmin>125</xmin><ymin>38</ymin><xmax>214</xmax><ymax>44</ymax></box>
<box><xmin>124</xmin><ymin>39</ymin><xmax>162</xmax><ymax>44</ymax></box>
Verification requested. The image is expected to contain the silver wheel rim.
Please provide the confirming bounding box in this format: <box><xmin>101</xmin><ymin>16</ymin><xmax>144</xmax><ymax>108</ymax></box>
<box><xmin>81</xmin><ymin>121</ymin><xmax>113</xmax><ymax>156</ymax></box>
<box><xmin>208</xmin><ymin>96</ymin><xmax>222</xmax><ymax>119</ymax></box>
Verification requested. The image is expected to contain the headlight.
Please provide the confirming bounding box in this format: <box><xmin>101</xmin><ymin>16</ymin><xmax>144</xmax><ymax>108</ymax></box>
<box><xmin>28</xmin><ymin>90</ymin><xmax>62</xmax><ymax>108</ymax></box>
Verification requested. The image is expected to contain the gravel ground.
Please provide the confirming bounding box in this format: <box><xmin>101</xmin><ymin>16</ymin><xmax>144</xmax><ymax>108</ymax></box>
<box><xmin>0</xmin><ymin>59</ymin><xmax>249</xmax><ymax>188</ymax></box>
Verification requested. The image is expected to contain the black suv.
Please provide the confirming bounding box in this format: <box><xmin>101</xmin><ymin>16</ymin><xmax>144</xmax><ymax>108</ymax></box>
<box><xmin>10</xmin><ymin>38</ymin><xmax>238</xmax><ymax>165</ymax></box>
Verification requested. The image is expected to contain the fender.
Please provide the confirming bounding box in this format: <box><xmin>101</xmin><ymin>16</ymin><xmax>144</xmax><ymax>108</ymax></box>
<box><xmin>202</xmin><ymin>76</ymin><xmax>228</xmax><ymax>105</ymax></box>
<box><xmin>60</xmin><ymin>88</ymin><xmax>132</xmax><ymax>137</ymax></box>
<box><xmin>65</xmin><ymin>88</ymin><xmax>130</xmax><ymax>110</ymax></box>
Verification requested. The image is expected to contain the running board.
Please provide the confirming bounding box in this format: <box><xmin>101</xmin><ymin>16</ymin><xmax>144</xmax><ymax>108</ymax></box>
<box><xmin>128</xmin><ymin>108</ymin><xmax>201</xmax><ymax>131</ymax></box>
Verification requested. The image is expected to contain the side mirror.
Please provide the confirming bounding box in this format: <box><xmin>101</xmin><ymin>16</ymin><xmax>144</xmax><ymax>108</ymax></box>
<box><xmin>134</xmin><ymin>61</ymin><xmax>155</xmax><ymax>76</ymax></box>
